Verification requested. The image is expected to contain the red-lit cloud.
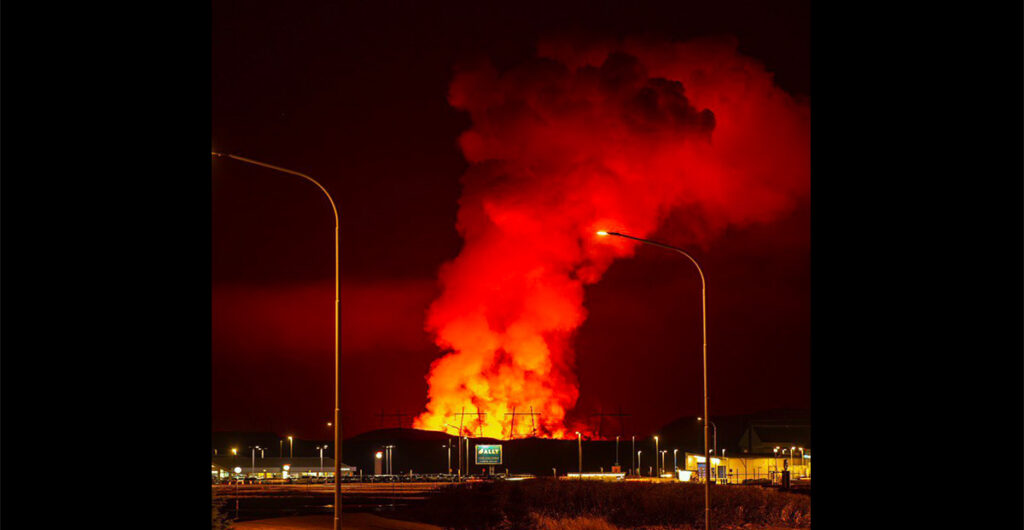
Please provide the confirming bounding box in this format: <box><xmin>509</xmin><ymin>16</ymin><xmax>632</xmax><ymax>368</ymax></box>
<box><xmin>413</xmin><ymin>36</ymin><xmax>810</xmax><ymax>439</ymax></box>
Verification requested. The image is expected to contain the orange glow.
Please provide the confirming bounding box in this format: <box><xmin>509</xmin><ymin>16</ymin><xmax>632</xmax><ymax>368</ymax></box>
<box><xmin>412</xmin><ymin>37</ymin><xmax>809</xmax><ymax>440</ymax></box>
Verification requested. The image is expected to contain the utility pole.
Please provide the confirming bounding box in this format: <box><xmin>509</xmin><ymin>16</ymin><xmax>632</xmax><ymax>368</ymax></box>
<box><xmin>452</xmin><ymin>408</ymin><xmax>486</xmax><ymax>438</ymax></box>
<box><xmin>504</xmin><ymin>408</ymin><xmax>542</xmax><ymax>439</ymax></box>
<box><xmin>377</xmin><ymin>410</ymin><xmax>410</xmax><ymax>429</ymax></box>
<box><xmin>590</xmin><ymin>408</ymin><xmax>630</xmax><ymax>439</ymax></box>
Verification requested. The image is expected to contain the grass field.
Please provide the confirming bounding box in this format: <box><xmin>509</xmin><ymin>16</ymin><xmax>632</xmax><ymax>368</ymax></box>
<box><xmin>397</xmin><ymin>479</ymin><xmax>810</xmax><ymax>529</ymax></box>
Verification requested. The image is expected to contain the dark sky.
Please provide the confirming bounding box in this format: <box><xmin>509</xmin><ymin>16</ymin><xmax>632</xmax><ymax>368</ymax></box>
<box><xmin>212</xmin><ymin>0</ymin><xmax>809</xmax><ymax>440</ymax></box>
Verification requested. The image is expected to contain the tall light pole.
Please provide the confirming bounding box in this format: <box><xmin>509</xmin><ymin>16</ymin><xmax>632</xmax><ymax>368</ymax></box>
<box><xmin>575</xmin><ymin>432</ymin><xmax>582</xmax><ymax>479</ymax></box>
<box><xmin>660</xmin><ymin>450</ymin><xmax>667</xmax><ymax>477</ymax></box>
<box><xmin>637</xmin><ymin>451</ymin><xmax>642</xmax><ymax>476</ymax></box>
<box><xmin>444</xmin><ymin>443</ymin><xmax>451</xmax><ymax>474</ymax></box>
<box><xmin>385</xmin><ymin>445</ymin><xmax>395</xmax><ymax>475</ymax></box>
<box><xmin>316</xmin><ymin>445</ymin><xmax>327</xmax><ymax>477</ymax></box>
<box><xmin>445</xmin><ymin>423</ymin><xmax>461</xmax><ymax>478</ymax></box>
<box><xmin>774</xmin><ymin>446</ymin><xmax>779</xmax><ymax>480</ymax></box>
<box><xmin>250</xmin><ymin>446</ymin><xmax>261</xmax><ymax>477</ymax></box>
<box><xmin>289</xmin><ymin>436</ymin><xmax>294</xmax><ymax>459</ymax></box>
<box><xmin>631</xmin><ymin>436</ymin><xmax>636</xmax><ymax>476</ymax></box>
<box><xmin>597</xmin><ymin>230</ymin><xmax>711</xmax><ymax>529</ymax></box>
<box><xmin>212</xmin><ymin>152</ymin><xmax>342</xmax><ymax>530</ymax></box>
<box><xmin>698</xmin><ymin>417</ymin><xmax>717</xmax><ymax>460</ymax></box>
<box><xmin>615</xmin><ymin>435</ymin><xmax>620</xmax><ymax>468</ymax></box>
<box><xmin>673</xmin><ymin>449</ymin><xmax>679</xmax><ymax>472</ymax></box>
<box><xmin>654</xmin><ymin>436</ymin><xmax>660</xmax><ymax>478</ymax></box>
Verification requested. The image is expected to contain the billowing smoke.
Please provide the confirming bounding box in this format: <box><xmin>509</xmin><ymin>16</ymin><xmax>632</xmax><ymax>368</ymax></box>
<box><xmin>413</xmin><ymin>36</ymin><xmax>809</xmax><ymax>439</ymax></box>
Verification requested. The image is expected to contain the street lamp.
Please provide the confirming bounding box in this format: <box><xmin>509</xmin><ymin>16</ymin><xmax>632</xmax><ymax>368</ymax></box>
<box><xmin>385</xmin><ymin>445</ymin><xmax>395</xmax><ymax>475</ymax></box>
<box><xmin>698</xmin><ymin>417</ymin><xmax>717</xmax><ymax>459</ymax></box>
<box><xmin>631</xmin><ymin>435</ymin><xmax>636</xmax><ymax>476</ymax></box>
<box><xmin>289</xmin><ymin>436</ymin><xmax>294</xmax><ymax>459</ymax></box>
<box><xmin>316</xmin><ymin>445</ymin><xmax>327</xmax><ymax>477</ymax></box>
<box><xmin>598</xmin><ymin>230</ymin><xmax>711</xmax><ymax>529</ymax></box>
<box><xmin>212</xmin><ymin>152</ymin><xmax>342</xmax><ymax>530</ymax></box>
<box><xmin>660</xmin><ymin>450</ymin><xmax>667</xmax><ymax>477</ymax></box>
<box><xmin>654</xmin><ymin>436</ymin><xmax>660</xmax><ymax>478</ymax></box>
<box><xmin>250</xmin><ymin>446</ymin><xmax>262</xmax><ymax>477</ymax></box>
<box><xmin>673</xmin><ymin>449</ymin><xmax>679</xmax><ymax>472</ymax></box>
<box><xmin>444</xmin><ymin>443</ymin><xmax>452</xmax><ymax>474</ymax></box>
<box><xmin>637</xmin><ymin>451</ymin><xmax>642</xmax><ymax>476</ymax></box>
<box><xmin>615</xmin><ymin>435</ymin><xmax>620</xmax><ymax>467</ymax></box>
<box><xmin>575</xmin><ymin>432</ymin><xmax>582</xmax><ymax>479</ymax></box>
<box><xmin>444</xmin><ymin>423</ymin><xmax>461</xmax><ymax>478</ymax></box>
<box><xmin>774</xmin><ymin>447</ymin><xmax>779</xmax><ymax>479</ymax></box>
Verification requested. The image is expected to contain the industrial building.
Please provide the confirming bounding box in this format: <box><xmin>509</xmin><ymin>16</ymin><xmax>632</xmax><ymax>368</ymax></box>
<box><xmin>211</xmin><ymin>456</ymin><xmax>356</xmax><ymax>479</ymax></box>
<box><xmin>681</xmin><ymin>451</ymin><xmax>809</xmax><ymax>484</ymax></box>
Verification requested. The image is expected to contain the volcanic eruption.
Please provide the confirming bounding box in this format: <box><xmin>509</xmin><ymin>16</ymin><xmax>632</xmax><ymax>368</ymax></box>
<box><xmin>413</xmin><ymin>36</ymin><xmax>809</xmax><ymax>439</ymax></box>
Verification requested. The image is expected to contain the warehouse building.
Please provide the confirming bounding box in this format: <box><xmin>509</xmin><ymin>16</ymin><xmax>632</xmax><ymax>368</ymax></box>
<box><xmin>211</xmin><ymin>456</ymin><xmax>356</xmax><ymax>479</ymax></box>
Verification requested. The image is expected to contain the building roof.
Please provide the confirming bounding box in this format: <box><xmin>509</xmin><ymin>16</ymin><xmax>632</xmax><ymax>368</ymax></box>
<box><xmin>751</xmin><ymin>425</ymin><xmax>810</xmax><ymax>444</ymax></box>
<box><xmin>211</xmin><ymin>456</ymin><xmax>351</xmax><ymax>470</ymax></box>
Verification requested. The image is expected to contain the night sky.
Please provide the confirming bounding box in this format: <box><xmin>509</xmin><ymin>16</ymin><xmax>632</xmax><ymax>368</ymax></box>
<box><xmin>212</xmin><ymin>0</ymin><xmax>809</xmax><ymax>440</ymax></box>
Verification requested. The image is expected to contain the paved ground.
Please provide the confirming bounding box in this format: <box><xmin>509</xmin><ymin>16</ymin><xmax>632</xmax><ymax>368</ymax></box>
<box><xmin>233</xmin><ymin>513</ymin><xmax>441</xmax><ymax>529</ymax></box>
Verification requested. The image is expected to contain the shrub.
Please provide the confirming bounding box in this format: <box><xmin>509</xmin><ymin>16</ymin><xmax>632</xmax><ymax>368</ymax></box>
<box><xmin>402</xmin><ymin>480</ymin><xmax>810</xmax><ymax>529</ymax></box>
<box><xmin>212</xmin><ymin>494</ymin><xmax>234</xmax><ymax>530</ymax></box>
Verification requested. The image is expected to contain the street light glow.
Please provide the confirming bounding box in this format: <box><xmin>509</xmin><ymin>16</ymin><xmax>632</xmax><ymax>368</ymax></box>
<box><xmin>596</xmin><ymin>231</ymin><xmax>609</xmax><ymax>236</ymax></box>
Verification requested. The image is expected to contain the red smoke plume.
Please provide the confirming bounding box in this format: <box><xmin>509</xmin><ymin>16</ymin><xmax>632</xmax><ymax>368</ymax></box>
<box><xmin>413</xmin><ymin>36</ymin><xmax>809</xmax><ymax>439</ymax></box>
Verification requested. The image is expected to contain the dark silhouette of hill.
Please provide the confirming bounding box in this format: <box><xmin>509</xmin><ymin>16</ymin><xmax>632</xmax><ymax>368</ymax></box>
<box><xmin>212</xmin><ymin>409</ymin><xmax>808</xmax><ymax>475</ymax></box>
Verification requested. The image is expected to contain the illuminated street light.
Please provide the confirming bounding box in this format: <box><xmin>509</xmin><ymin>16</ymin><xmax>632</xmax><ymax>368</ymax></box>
<box><xmin>443</xmin><ymin>443</ymin><xmax>452</xmax><ymax>474</ymax></box>
<box><xmin>316</xmin><ymin>445</ymin><xmax>327</xmax><ymax>477</ymax></box>
<box><xmin>631</xmin><ymin>435</ymin><xmax>636</xmax><ymax>476</ymax></box>
<box><xmin>637</xmin><ymin>451</ymin><xmax>642</xmax><ymax>476</ymax></box>
<box><xmin>654</xmin><ymin>436</ymin><xmax>660</xmax><ymax>478</ymax></box>
<box><xmin>212</xmin><ymin>152</ymin><xmax>342</xmax><ymax>530</ymax></box>
<box><xmin>660</xmin><ymin>450</ymin><xmax>667</xmax><ymax>476</ymax></box>
<box><xmin>598</xmin><ymin>230</ymin><xmax>711</xmax><ymax>529</ymax></box>
<box><xmin>385</xmin><ymin>445</ymin><xmax>395</xmax><ymax>475</ymax></box>
<box><xmin>575</xmin><ymin>432</ymin><xmax>583</xmax><ymax>479</ymax></box>
<box><xmin>673</xmin><ymin>449</ymin><xmax>679</xmax><ymax>471</ymax></box>
<box><xmin>615</xmin><ymin>435</ymin><xmax>620</xmax><ymax>467</ymax></box>
<box><xmin>288</xmin><ymin>436</ymin><xmax>295</xmax><ymax>459</ymax></box>
<box><xmin>250</xmin><ymin>446</ymin><xmax>262</xmax><ymax>476</ymax></box>
<box><xmin>698</xmin><ymin>417</ymin><xmax>717</xmax><ymax>459</ymax></box>
<box><xmin>444</xmin><ymin>423</ymin><xmax>462</xmax><ymax>478</ymax></box>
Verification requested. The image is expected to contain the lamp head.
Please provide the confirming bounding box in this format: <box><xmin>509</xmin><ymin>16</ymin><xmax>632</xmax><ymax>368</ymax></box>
<box><xmin>596</xmin><ymin>231</ymin><xmax>609</xmax><ymax>236</ymax></box>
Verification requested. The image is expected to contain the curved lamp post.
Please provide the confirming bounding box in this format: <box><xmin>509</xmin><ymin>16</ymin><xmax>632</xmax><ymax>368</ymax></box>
<box><xmin>212</xmin><ymin>152</ymin><xmax>342</xmax><ymax>529</ymax></box>
<box><xmin>597</xmin><ymin>230</ymin><xmax>710</xmax><ymax>530</ymax></box>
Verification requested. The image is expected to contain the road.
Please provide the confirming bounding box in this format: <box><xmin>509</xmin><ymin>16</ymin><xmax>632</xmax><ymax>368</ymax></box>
<box><xmin>213</xmin><ymin>482</ymin><xmax>454</xmax><ymax>521</ymax></box>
